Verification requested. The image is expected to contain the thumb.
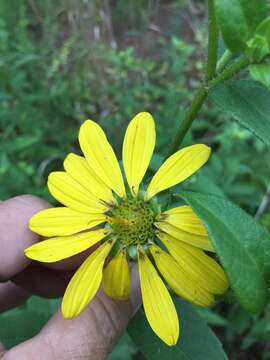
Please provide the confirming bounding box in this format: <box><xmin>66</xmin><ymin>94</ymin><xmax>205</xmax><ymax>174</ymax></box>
<box><xmin>2</xmin><ymin>270</ymin><xmax>141</xmax><ymax>360</ymax></box>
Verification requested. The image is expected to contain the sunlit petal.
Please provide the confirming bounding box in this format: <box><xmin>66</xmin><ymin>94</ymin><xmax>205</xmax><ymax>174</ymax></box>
<box><xmin>138</xmin><ymin>246</ymin><xmax>179</xmax><ymax>346</ymax></box>
<box><xmin>25</xmin><ymin>229</ymin><xmax>108</xmax><ymax>263</ymax></box>
<box><xmin>161</xmin><ymin>205</ymin><xmax>208</xmax><ymax>236</ymax></box>
<box><xmin>79</xmin><ymin>120</ymin><xmax>126</xmax><ymax>198</ymax></box>
<box><xmin>150</xmin><ymin>244</ymin><xmax>214</xmax><ymax>306</ymax></box>
<box><xmin>159</xmin><ymin>233</ymin><xmax>228</xmax><ymax>295</ymax></box>
<box><xmin>123</xmin><ymin>112</ymin><xmax>155</xmax><ymax>195</ymax></box>
<box><xmin>64</xmin><ymin>153</ymin><xmax>116</xmax><ymax>205</ymax></box>
<box><xmin>29</xmin><ymin>207</ymin><xmax>106</xmax><ymax>237</ymax></box>
<box><xmin>48</xmin><ymin>172</ymin><xmax>108</xmax><ymax>213</ymax></box>
<box><xmin>62</xmin><ymin>241</ymin><xmax>113</xmax><ymax>319</ymax></box>
<box><xmin>155</xmin><ymin>221</ymin><xmax>214</xmax><ymax>252</ymax></box>
<box><xmin>145</xmin><ymin>144</ymin><xmax>211</xmax><ymax>200</ymax></box>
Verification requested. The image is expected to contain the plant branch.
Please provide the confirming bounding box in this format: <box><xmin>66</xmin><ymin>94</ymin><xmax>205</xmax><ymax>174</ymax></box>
<box><xmin>167</xmin><ymin>88</ymin><xmax>208</xmax><ymax>156</ymax></box>
<box><xmin>206</xmin><ymin>0</ymin><xmax>219</xmax><ymax>80</ymax></box>
<box><xmin>166</xmin><ymin>55</ymin><xmax>249</xmax><ymax>157</ymax></box>
<box><xmin>209</xmin><ymin>55</ymin><xmax>249</xmax><ymax>87</ymax></box>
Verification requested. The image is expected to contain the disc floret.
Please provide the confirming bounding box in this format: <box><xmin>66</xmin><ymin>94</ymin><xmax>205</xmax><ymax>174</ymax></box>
<box><xmin>107</xmin><ymin>198</ymin><xmax>156</xmax><ymax>247</ymax></box>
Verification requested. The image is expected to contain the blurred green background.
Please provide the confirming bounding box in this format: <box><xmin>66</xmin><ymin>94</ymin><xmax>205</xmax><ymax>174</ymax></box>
<box><xmin>0</xmin><ymin>0</ymin><xmax>270</xmax><ymax>359</ymax></box>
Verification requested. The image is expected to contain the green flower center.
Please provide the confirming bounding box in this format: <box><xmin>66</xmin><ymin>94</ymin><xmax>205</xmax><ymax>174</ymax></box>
<box><xmin>108</xmin><ymin>198</ymin><xmax>156</xmax><ymax>246</ymax></box>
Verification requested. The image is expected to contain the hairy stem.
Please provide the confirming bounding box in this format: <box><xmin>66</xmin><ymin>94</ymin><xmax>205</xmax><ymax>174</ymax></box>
<box><xmin>167</xmin><ymin>88</ymin><xmax>208</xmax><ymax>156</ymax></box>
<box><xmin>206</xmin><ymin>0</ymin><xmax>219</xmax><ymax>80</ymax></box>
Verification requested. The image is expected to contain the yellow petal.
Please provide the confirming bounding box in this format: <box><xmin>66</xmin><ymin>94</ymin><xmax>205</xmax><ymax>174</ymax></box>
<box><xmin>122</xmin><ymin>112</ymin><xmax>156</xmax><ymax>195</ymax></box>
<box><xmin>145</xmin><ymin>144</ymin><xmax>211</xmax><ymax>200</ymax></box>
<box><xmin>79</xmin><ymin>120</ymin><xmax>126</xmax><ymax>198</ymax></box>
<box><xmin>25</xmin><ymin>229</ymin><xmax>108</xmax><ymax>263</ymax></box>
<box><xmin>159</xmin><ymin>233</ymin><xmax>228</xmax><ymax>295</ymax></box>
<box><xmin>48</xmin><ymin>171</ymin><xmax>108</xmax><ymax>213</ymax></box>
<box><xmin>102</xmin><ymin>249</ymin><xmax>130</xmax><ymax>300</ymax></box>
<box><xmin>64</xmin><ymin>153</ymin><xmax>116</xmax><ymax>205</ymax></box>
<box><xmin>62</xmin><ymin>241</ymin><xmax>113</xmax><ymax>319</ymax></box>
<box><xmin>155</xmin><ymin>221</ymin><xmax>214</xmax><ymax>252</ymax></box>
<box><xmin>150</xmin><ymin>245</ymin><xmax>214</xmax><ymax>307</ymax></box>
<box><xmin>29</xmin><ymin>207</ymin><xmax>106</xmax><ymax>237</ymax></box>
<box><xmin>161</xmin><ymin>205</ymin><xmax>208</xmax><ymax>236</ymax></box>
<box><xmin>138</xmin><ymin>247</ymin><xmax>179</xmax><ymax>346</ymax></box>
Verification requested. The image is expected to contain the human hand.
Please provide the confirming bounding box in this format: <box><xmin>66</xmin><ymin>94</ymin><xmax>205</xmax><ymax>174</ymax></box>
<box><xmin>0</xmin><ymin>195</ymin><xmax>141</xmax><ymax>360</ymax></box>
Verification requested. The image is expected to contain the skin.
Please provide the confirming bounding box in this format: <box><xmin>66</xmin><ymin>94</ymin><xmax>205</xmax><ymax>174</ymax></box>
<box><xmin>0</xmin><ymin>195</ymin><xmax>141</xmax><ymax>360</ymax></box>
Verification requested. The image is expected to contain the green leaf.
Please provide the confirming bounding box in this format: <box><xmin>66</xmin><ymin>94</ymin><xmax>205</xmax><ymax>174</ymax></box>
<box><xmin>27</xmin><ymin>296</ymin><xmax>60</xmax><ymax>314</ymax></box>
<box><xmin>214</xmin><ymin>0</ymin><xmax>268</xmax><ymax>52</ymax></box>
<box><xmin>210</xmin><ymin>80</ymin><xmax>270</xmax><ymax>146</ymax></box>
<box><xmin>0</xmin><ymin>311</ymin><xmax>50</xmax><ymax>348</ymax></box>
<box><xmin>0</xmin><ymin>296</ymin><xmax>60</xmax><ymax>348</ymax></box>
<box><xmin>249</xmin><ymin>64</ymin><xmax>270</xmax><ymax>89</ymax></box>
<box><xmin>128</xmin><ymin>299</ymin><xmax>228</xmax><ymax>360</ymax></box>
<box><xmin>179</xmin><ymin>191</ymin><xmax>269</xmax><ymax>313</ymax></box>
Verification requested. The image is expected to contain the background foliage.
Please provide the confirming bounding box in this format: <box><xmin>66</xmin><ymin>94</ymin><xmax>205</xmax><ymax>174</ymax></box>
<box><xmin>1</xmin><ymin>0</ymin><xmax>270</xmax><ymax>359</ymax></box>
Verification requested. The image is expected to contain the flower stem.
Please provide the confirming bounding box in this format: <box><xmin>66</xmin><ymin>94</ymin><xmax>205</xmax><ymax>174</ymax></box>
<box><xmin>206</xmin><ymin>0</ymin><xmax>219</xmax><ymax>80</ymax></box>
<box><xmin>166</xmin><ymin>55</ymin><xmax>249</xmax><ymax>157</ymax></box>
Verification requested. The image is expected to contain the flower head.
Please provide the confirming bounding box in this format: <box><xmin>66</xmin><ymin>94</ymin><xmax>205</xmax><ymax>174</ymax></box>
<box><xmin>25</xmin><ymin>112</ymin><xmax>228</xmax><ymax>346</ymax></box>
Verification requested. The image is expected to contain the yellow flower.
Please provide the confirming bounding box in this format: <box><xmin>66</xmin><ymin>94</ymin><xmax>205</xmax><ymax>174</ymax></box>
<box><xmin>25</xmin><ymin>112</ymin><xmax>228</xmax><ymax>346</ymax></box>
